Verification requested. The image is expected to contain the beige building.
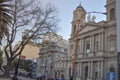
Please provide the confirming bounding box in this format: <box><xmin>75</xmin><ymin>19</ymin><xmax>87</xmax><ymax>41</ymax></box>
<box><xmin>66</xmin><ymin>0</ymin><xmax>117</xmax><ymax>80</ymax></box>
<box><xmin>16</xmin><ymin>41</ymin><xmax>41</xmax><ymax>60</ymax></box>
<box><xmin>21</xmin><ymin>42</ymin><xmax>41</xmax><ymax>59</ymax></box>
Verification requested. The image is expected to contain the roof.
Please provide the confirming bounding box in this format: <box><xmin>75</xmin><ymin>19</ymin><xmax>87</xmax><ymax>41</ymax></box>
<box><xmin>76</xmin><ymin>3</ymin><xmax>85</xmax><ymax>11</ymax></box>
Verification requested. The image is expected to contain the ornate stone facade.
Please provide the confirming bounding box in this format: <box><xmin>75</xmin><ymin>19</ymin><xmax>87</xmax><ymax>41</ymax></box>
<box><xmin>36</xmin><ymin>32</ymin><xmax>69</xmax><ymax>78</ymax></box>
<box><xmin>66</xmin><ymin>0</ymin><xmax>117</xmax><ymax>80</ymax></box>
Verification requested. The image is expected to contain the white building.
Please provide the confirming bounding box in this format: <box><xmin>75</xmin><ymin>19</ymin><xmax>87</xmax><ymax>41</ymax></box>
<box><xmin>66</xmin><ymin>0</ymin><xmax>117</xmax><ymax>80</ymax></box>
<box><xmin>36</xmin><ymin>32</ymin><xmax>69</xmax><ymax>78</ymax></box>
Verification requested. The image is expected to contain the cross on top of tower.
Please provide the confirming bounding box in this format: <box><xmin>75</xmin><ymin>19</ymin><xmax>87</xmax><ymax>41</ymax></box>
<box><xmin>79</xmin><ymin>0</ymin><xmax>81</xmax><ymax>6</ymax></box>
<box><xmin>76</xmin><ymin>0</ymin><xmax>85</xmax><ymax>10</ymax></box>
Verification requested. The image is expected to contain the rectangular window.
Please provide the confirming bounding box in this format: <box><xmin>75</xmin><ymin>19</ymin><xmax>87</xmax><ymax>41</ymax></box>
<box><xmin>109</xmin><ymin>40</ymin><xmax>115</xmax><ymax>52</ymax></box>
<box><xmin>86</xmin><ymin>43</ymin><xmax>90</xmax><ymax>53</ymax></box>
<box><xmin>95</xmin><ymin>41</ymin><xmax>99</xmax><ymax>52</ymax></box>
<box><xmin>85</xmin><ymin>66</ymin><xmax>88</xmax><ymax>77</ymax></box>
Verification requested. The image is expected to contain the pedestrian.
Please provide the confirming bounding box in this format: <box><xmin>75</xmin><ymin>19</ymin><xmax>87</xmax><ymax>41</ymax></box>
<box><xmin>70</xmin><ymin>76</ymin><xmax>73</xmax><ymax>80</ymax></box>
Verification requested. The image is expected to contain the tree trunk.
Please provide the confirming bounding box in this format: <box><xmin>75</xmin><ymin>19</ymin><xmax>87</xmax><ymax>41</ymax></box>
<box><xmin>3</xmin><ymin>59</ymin><xmax>12</xmax><ymax>77</ymax></box>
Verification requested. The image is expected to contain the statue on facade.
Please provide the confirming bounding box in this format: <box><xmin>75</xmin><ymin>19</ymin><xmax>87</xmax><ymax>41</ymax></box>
<box><xmin>91</xmin><ymin>15</ymin><xmax>96</xmax><ymax>23</ymax></box>
<box><xmin>87</xmin><ymin>13</ymin><xmax>91</xmax><ymax>22</ymax></box>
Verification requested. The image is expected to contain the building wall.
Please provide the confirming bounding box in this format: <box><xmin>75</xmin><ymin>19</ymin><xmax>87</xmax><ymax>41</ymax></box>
<box><xmin>36</xmin><ymin>32</ymin><xmax>69</xmax><ymax>78</ymax></box>
<box><xmin>67</xmin><ymin>0</ymin><xmax>117</xmax><ymax>80</ymax></box>
<box><xmin>21</xmin><ymin>43</ymin><xmax>41</xmax><ymax>59</ymax></box>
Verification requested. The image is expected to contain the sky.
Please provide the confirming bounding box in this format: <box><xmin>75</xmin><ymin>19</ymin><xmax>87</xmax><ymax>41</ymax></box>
<box><xmin>42</xmin><ymin>0</ymin><xmax>106</xmax><ymax>40</ymax></box>
<box><xmin>2</xmin><ymin>0</ymin><xmax>106</xmax><ymax>46</ymax></box>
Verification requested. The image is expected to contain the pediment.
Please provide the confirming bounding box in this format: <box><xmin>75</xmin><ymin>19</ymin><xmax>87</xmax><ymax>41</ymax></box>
<box><xmin>79</xmin><ymin>25</ymin><xmax>98</xmax><ymax>34</ymax></box>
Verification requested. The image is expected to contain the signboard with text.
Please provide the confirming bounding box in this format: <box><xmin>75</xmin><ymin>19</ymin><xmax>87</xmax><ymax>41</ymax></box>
<box><xmin>106</xmin><ymin>72</ymin><xmax>116</xmax><ymax>80</ymax></box>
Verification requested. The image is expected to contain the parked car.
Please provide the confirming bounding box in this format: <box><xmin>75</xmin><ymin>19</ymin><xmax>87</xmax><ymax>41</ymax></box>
<box><xmin>36</xmin><ymin>74</ymin><xmax>45</xmax><ymax>80</ymax></box>
<box><xmin>31</xmin><ymin>72</ymin><xmax>43</xmax><ymax>79</ymax></box>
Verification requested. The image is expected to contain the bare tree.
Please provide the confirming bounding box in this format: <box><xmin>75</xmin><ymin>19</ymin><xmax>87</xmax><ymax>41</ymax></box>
<box><xmin>3</xmin><ymin>0</ymin><xmax>58</xmax><ymax>77</ymax></box>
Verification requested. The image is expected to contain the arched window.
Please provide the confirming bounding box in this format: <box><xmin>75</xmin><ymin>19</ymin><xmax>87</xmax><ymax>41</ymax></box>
<box><xmin>73</xmin><ymin>25</ymin><xmax>76</xmax><ymax>33</ymax></box>
<box><xmin>110</xmin><ymin>8</ymin><xmax>115</xmax><ymax>20</ymax></box>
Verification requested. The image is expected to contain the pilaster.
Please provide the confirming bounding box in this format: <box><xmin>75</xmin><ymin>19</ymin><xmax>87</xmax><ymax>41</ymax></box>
<box><xmin>92</xmin><ymin>35</ymin><xmax>95</xmax><ymax>52</ymax></box>
<box><xmin>98</xmin><ymin>61</ymin><xmax>100</xmax><ymax>79</ymax></box>
<box><xmin>101</xmin><ymin>61</ymin><xmax>104</xmax><ymax>79</ymax></box>
<box><xmin>88</xmin><ymin>62</ymin><xmax>91</xmax><ymax>78</ymax></box>
<box><xmin>99</xmin><ymin>33</ymin><xmax>101</xmax><ymax>51</ymax></box>
<box><xmin>90</xmin><ymin>62</ymin><xmax>93</xmax><ymax>78</ymax></box>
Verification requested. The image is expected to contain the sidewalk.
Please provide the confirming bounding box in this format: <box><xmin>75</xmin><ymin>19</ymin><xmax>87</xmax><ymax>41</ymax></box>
<box><xmin>0</xmin><ymin>78</ymin><xmax>11</xmax><ymax>80</ymax></box>
<box><xmin>0</xmin><ymin>76</ymin><xmax>35</xmax><ymax>80</ymax></box>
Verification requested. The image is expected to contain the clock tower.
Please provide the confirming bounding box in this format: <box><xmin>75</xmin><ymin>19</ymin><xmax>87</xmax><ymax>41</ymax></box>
<box><xmin>71</xmin><ymin>3</ymin><xmax>86</xmax><ymax>36</ymax></box>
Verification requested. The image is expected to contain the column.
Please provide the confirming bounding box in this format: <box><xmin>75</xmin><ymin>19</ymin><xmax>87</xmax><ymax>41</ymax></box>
<box><xmin>81</xmin><ymin>39</ymin><xmax>84</xmax><ymax>54</ymax></box>
<box><xmin>101</xmin><ymin>33</ymin><xmax>104</xmax><ymax>51</ymax></box>
<box><xmin>80</xmin><ymin>39</ymin><xmax>82</xmax><ymax>54</ymax></box>
<box><xmin>92</xmin><ymin>35</ymin><xmax>95</xmax><ymax>52</ymax></box>
<box><xmin>81</xmin><ymin>39</ymin><xmax>83</xmax><ymax>54</ymax></box>
<box><xmin>90</xmin><ymin>36</ymin><xmax>92</xmax><ymax>52</ymax></box>
<box><xmin>98</xmin><ymin>61</ymin><xmax>100</xmax><ymax>78</ymax></box>
<box><xmin>88</xmin><ymin>62</ymin><xmax>91</xmax><ymax>78</ymax></box>
<box><xmin>80</xmin><ymin>62</ymin><xmax>83</xmax><ymax>77</ymax></box>
<box><xmin>77</xmin><ymin>24</ymin><xmax>79</xmax><ymax>31</ymax></box>
<box><xmin>82</xmin><ymin>38</ymin><xmax>85</xmax><ymax>54</ymax></box>
<box><xmin>77</xmin><ymin>63</ymin><xmax>80</xmax><ymax>76</ymax></box>
<box><xmin>90</xmin><ymin>62</ymin><xmax>93</xmax><ymax>78</ymax></box>
<box><xmin>101</xmin><ymin>61</ymin><xmax>104</xmax><ymax>79</ymax></box>
<box><xmin>79</xmin><ymin>62</ymin><xmax>81</xmax><ymax>77</ymax></box>
<box><xmin>99</xmin><ymin>33</ymin><xmax>101</xmax><ymax>51</ymax></box>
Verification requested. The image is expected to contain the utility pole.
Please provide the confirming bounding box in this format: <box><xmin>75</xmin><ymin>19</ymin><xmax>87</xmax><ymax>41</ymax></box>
<box><xmin>116</xmin><ymin>0</ymin><xmax>120</xmax><ymax>80</ymax></box>
<box><xmin>71</xmin><ymin>12</ymin><xmax>85</xmax><ymax>80</ymax></box>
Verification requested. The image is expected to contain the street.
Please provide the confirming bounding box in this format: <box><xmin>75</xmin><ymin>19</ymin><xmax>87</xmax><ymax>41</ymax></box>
<box><xmin>0</xmin><ymin>76</ymin><xmax>36</xmax><ymax>80</ymax></box>
<box><xmin>16</xmin><ymin>76</ymin><xmax>36</xmax><ymax>80</ymax></box>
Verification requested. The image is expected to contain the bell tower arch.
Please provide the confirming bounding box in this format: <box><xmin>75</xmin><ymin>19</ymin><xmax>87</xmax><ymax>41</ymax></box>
<box><xmin>71</xmin><ymin>3</ymin><xmax>86</xmax><ymax>36</ymax></box>
<box><xmin>105</xmin><ymin>0</ymin><xmax>116</xmax><ymax>21</ymax></box>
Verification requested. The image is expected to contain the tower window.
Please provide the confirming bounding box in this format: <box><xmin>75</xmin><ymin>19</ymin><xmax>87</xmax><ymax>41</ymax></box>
<box><xmin>110</xmin><ymin>8</ymin><xmax>115</xmax><ymax>20</ymax></box>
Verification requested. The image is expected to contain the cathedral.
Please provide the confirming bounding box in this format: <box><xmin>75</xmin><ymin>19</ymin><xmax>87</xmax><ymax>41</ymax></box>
<box><xmin>66</xmin><ymin>0</ymin><xmax>117</xmax><ymax>80</ymax></box>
